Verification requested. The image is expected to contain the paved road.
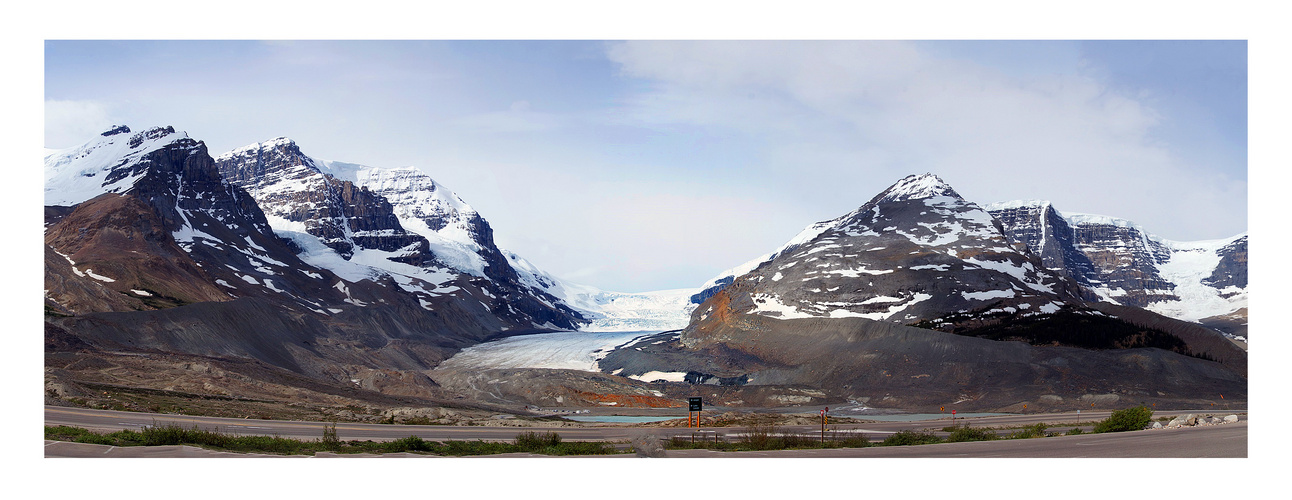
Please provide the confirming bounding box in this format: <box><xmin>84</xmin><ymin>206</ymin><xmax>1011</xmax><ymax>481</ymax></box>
<box><xmin>44</xmin><ymin>406</ymin><xmax>676</xmax><ymax>442</ymax></box>
<box><xmin>44</xmin><ymin>406</ymin><xmax>1246</xmax><ymax>457</ymax></box>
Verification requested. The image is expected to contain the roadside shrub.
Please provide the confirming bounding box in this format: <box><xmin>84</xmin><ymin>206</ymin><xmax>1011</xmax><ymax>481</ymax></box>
<box><xmin>741</xmin><ymin>422</ymin><xmax>780</xmax><ymax>450</ymax></box>
<box><xmin>547</xmin><ymin>440</ymin><xmax>616</xmax><ymax>456</ymax></box>
<box><xmin>1008</xmin><ymin>423</ymin><xmax>1049</xmax><ymax>439</ymax></box>
<box><xmin>837</xmin><ymin>433</ymin><xmax>870</xmax><ymax>448</ymax></box>
<box><xmin>778</xmin><ymin>432</ymin><xmax>816</xmax><ymax>449</ymax></box>
<box><xmin>1065</xmin><ymin>428</ymin><xmax>1084</xmax><ymax>436</ymax></box>
<box><xmin>47</xmin><ymin>424</ymin><xmax>619</xmax><ymax>456</ymax></box>
<box><xmin>514</xmin><ymin>431</ymin><xmax>561</xmax><ymax>451</ymax></box>
<box><xmin>46</xmin><ymin>425</ymin><xmax>118</xmax><ymax>445</ymax></box>
<box><xmin>946</xmin><ymin>425</ymin><xmax>997</xmax><ymax>443</ymax></box>
<box><xmin>880</xmin><ymin>430</ymin><xmax>942</xmax><ymax>447</ymax></box>
<box><xmin>443</xmin><ymin>440</ymin><xmax>511</xmax><ymax>456</ymax></box>
<box><xmin>385</xmin><ymin>435</ymin><xmax>435</xmax><ymax>452</ymax></box>
<box><xmin>1094</xmin><ymin>406</ymin><xmax>1153</xmax><ymax>433</ymax></box>
<box><xmin>320</xmin><ymin>422</ymin><xmax>340</xmax><ymax>451</ymax></box>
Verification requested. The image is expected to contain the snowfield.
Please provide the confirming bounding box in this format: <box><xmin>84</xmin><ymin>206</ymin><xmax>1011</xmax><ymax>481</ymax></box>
<box><xmin>434</xmin><ymin>330</ymin><xmax>661</xmax><ymax>372</ymax></box>
<box><xmin>504</xmin><ymin>250</ymin><xmax>699</xmax><ymax>331</ymax></box>
<box><xmin>44</xmin><ymin>126</ymin><xmax>191</xmax><ymax>206</ymax></box>
<box><xmin>1147</xmin><ymin>236</ymin><xmax>1249</xmax><ymax>322</ymax></box>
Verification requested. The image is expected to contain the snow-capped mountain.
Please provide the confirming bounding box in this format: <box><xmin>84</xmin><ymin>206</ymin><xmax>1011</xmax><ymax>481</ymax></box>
<box><xmin>45</xmin><ymin>125</ymin><xmax>584</xmax><ymax>402</ymax></box>
<box><xmin>690</xmin><ymin>186</ymin><xmax>1247</xmax><ymax>339</ymax></box>
<box><xmin>44</xmin><ymin>126</ymin><xmax>345</xmax><ymax>314</ymax></box>
<box><xmin>985</xmin><ymin>200</ymin><xmax>1247</xmax><ymax>332</ymax></box>
<box><xmin>215</xmin><ymin>138</ymin><xmax>586</xmax><ymax>331</ymax></box>
<box><xmin>689</xmin><ymin>173</ymin><xmax>1086</xmax><ymax>328</ymax></box>
<box><xmin>689</xmin><ymin>219</ymin><xmax>836</xmax><ymax>306</ymax></box>
<box><xmin>323</xmin><ymin>163</ymin><xmax>493</xmax><ymax>276</ymax></box>
<box><xmin>599</xmin><ymin>173</ymin><xmax>1247</xmax><ymax>410</ymax></box>
<box><xmin>45</xmin><ymin>125</ymin><xmax>195</xmax><ymax>206</ymax></box>
<box><xmin>216</xmin><ymin>138</ymin><xmax>709</xmax><ymax>333</ymax></box>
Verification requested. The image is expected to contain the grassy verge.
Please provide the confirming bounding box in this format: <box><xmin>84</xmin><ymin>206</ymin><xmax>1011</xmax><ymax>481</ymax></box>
<box><xmin>666</xmin><ymin>407</ymin><xmax>1157</xmax><ymax>452</ymax></box>
<box><xmin>45</xmin><ymin>424</ymin><xmax>622</xmax><ymax>457</ymax></box>
<box><xmin>666</xmin><ymin>422</ymin><xmax>871</xmax><ymax>451</ymax></box>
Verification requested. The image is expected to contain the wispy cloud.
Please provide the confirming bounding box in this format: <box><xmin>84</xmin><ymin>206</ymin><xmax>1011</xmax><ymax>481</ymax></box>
<box><xmin>604</xmin><ymin>40</ymin><xmax>1245</xmax><ymax>242</ymax></box>
<box><xmin>40</xmin><ymin>40</ymin><xmax>1247</xmax><ymax>292</ymax></box>
<box><xmin>44</xmin><ymin>99</ymin><xmax>116</xmax><ymax>149</ymax></box>
<box><xmin>454</xmin><ymin>101</ymin><xmax>567</xmax><ymax>134</ymax></box>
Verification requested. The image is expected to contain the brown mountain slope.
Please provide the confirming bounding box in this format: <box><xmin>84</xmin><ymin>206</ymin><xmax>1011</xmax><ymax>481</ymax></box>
<box><xmin>44</xmin><ymin>193</ymin><xmax>232</xmax><ymax>311</ymax></box>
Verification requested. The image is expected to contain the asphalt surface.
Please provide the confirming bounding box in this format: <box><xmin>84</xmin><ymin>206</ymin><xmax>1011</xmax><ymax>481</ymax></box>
<box><xmin>44</xmin><ymin>405</ymin><xmax>1247</xmax><ymax>458</ymax></box>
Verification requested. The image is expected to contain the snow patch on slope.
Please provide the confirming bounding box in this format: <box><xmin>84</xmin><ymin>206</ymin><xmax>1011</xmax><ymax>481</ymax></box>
<box><xmin>1147</xmin><ymin>236</ymin><xmax>1249</xmax><ymax>322</ymax></box>
<box><xmin>45</xmin><ymin>126</ymin><xmax>189</xmax><ymax>206</ymax></box>
<box><xmin>322</xmin><ymin>163</ymin><xmax>491</xmax><ymax>277</ymax></box>
<box><xmin>267</xmin><ymin>214</ymin><xmax>456</xmax><ymax>291</ymax></box>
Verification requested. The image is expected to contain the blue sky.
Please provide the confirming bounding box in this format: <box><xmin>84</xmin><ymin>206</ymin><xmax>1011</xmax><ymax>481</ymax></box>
<box><xmin>44</xmin><ymin>39</ymin><xmax>1248</xmax><ymax>293</ymax></box>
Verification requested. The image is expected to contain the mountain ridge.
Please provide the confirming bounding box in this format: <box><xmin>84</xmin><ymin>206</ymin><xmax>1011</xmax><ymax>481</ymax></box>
<box><xmin>595</xmin><ymin>173</ymin><xmax>1246</xmax><ymax>410</ymax></box>
<box><xmin>984</xmin><ymin>199</ymin><xmax>1247</xmax><ymax>335</ymax></box>
<box><xmin>44</xmin><ymin>129</ymin><xmax>1247</xmax><ymax>413</ymax></box>
<box><xmin>214</xmin><ymin>137</ymin><xmax>587</xmax><ymax>331</ymax></box>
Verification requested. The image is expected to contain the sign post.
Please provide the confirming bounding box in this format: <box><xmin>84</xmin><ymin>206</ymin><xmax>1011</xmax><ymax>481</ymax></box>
<box><xmin>820</xmin><ymin>407</ymin><xmax>829</xmax><ymax>444</ymax></box>
<box><xmin>688</xmin><ymin>397</ymin><xmax>703</xmax><ymax>431</ymax></box>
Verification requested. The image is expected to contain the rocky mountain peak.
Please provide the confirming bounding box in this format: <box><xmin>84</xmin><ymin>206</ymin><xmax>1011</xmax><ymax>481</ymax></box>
<box><xmin>100</xmin><ymin>125</ymin><xmax>131</xmax><ymax>137</ymax></box>
<box><xmin>986</xmin><ymin>201</ymin><xmax>1248</xmax><ymax>338</ymax></box>
<box><xmin>872</xmin><ymin>173</ymin><xmax>962</xmax><ymax>204</ymax></box>
<box><xmin>45</xmin><ymin>124</ymin><xmax>197</xmax><ymax>207</ymax></box>
<box><xmin>127</xmin><ymin>126</ymin><xmax>179</xmax><ymax>148</ymax></box>
<box><xmin>214</xmin><ymin>137</ymin><xmax>317</xmax><ymax>185</ymax></box>
<box><xmin>685</xmin><ymin>173</ymin><xmax>1085</xmax><ymax>334</ymax></box>
<box><xmin>215</xmin><ymin>138</ymin><xmax>587</xmax><ymax>331</ymax></box>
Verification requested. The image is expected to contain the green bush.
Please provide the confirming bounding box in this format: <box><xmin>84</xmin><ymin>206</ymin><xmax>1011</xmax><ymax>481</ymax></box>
<box><xmin>47</xmin><ymin>424</ymin><xmax>618</xmax><ymax>456</ymax></box>
<box><xmin>1007</xmin><ymin>423</ymin><xmax>1049</xmax><ymax>439</ymax></box>
<box><xmin>384</xmin><ymin>435</ymin><xmax>435</xmax><ymax>452</ymax></box>
<box><xmin>514</xmin><ymin>431</ymin><xmax>561</xmax><ymax>451</ymax></box>
<box><xmin>442</xmin><ymin>439</ymin><xmax>512</xmax><ymax>456</ymax></box>
<box><xmin>839</xmin><ymin>435</ymin><xmax>870</xmax><ymax>448</ymax></box>
<box><xmin>1094</xmin><ymin>406</ymin><xmax>1153</xmax><ymax>433</ymax></box>
<box><xmin>546</xmin><ymin>440</ymin><xmax>616</xmax><ymax>456</ymax></box>
<box><xmin>320</xmin><ymin>422</ymin><xmax>340</xmax><ymax>451</ymax></box>
<box><xmin>741</xmin><ymin>422</ymin><xmax>780</xmax><ymax>450</ymax></box>
<box><xmin>880</xmin><ymin>430</ymin><xmax>942</xmax><ymax>447</ymax></box>
<box><xmin>777</xmin><ymin>432</ymin><xmax>816</xmax><ymax>449</ymax></box>
<box><xmin>945</xmin><ymin>425</ymin><xmax>997</xmax><ymax>443</ymax></box>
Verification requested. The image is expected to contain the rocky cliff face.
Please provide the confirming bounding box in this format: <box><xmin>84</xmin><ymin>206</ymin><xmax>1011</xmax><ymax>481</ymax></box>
<box><xmin>985</xmin><ymin>201</ymin><xmax>1247</xmax><ymax>336</ymax></box>
<box><xmin>215</xmin><ymin>138</ymin><xmax>585</xmax><ymax>331</ymax></box>
<box><xmin>984</xmin><ymin>201</ymin><xmax>1101</xmax><ymax>293</ymax></box>
<box><xmin>44</xmin><ymin>126</ymin><xmax>345</xmax><ymax>314</ymax></box>
<box><xmin>1204</xmin><ymin>236</ymin><xmax>1247</xmax><ymax>290</ymax></box>
<box><xmin>43</xmin><ymin>126</ymin><xmax>539</xmax><ymax>401</ymax></box>
<box><xmin>1064</xmin><ymin>212</ymin><xmax>1178</xmax><ymax>307</ymax></box>
<box><xmin>599</xmin><ymin>174</ymin><xmax>1247</xmax><ymax>409</ymax></box>
<box><xmin>215</xmin><ymin>138</ymin><xmax>433</xmax><ymax>262</ymax></box>
<box><xmin>687</xmin><ymin>174</ymin><xmax>1087</xmax><ymax>332</ymax></box>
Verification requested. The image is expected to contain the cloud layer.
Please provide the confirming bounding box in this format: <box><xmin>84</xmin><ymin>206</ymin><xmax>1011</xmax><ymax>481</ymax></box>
<box><xmin>43</xmin><ymin>41</ymin><xmax>1246</xmax><ymax>292</ymax></box>
<box><xmin>605</xmin><ymin>41</ymin><xmax>1246</xmax><ymax>244</ymax></box>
